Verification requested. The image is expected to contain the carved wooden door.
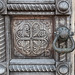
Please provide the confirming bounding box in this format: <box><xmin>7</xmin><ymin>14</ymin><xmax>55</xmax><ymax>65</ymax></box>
<box><xmin>0</xmin><ymin>0</ymin><xmax>74</xmax><ymax>75</ymax></box>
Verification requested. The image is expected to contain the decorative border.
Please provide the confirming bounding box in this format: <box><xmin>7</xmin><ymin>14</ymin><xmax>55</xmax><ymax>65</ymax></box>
<box><xmin>0</xmin><ymin>0</ymin><xmax>6</xmax><ymax>74</ymax></box>
<box><xmin>7</xmin><ymin>12</ymin><xmax>55</xmax><ymax>15</ymax></box>
<box><xmin>9</xmin><ymin>59</ymin><xmax>56</xmax><ymax>72</ymax></box>
<box><xmin>0</xmin><ymin>16</ymin><xmax>6</xmax><ymax>62</ymax></box>
<box><xmin>7</xmin><ymin>4</ymin><xmax>55</xmax><ymax>11</ymax></box>
<box><xmin>10</xmin><ymin>59</ymin><xmax>55</xmax><ymax>65</ymax></box>
<box><xmin>9</xmin><ymin>65</ymin><xmax>56</xmax><ymax>72</ymax></box>
<box><xmin>8</xmin><ymin>0</ymin><xmax>55</xmax><ymax>4</ymax></box>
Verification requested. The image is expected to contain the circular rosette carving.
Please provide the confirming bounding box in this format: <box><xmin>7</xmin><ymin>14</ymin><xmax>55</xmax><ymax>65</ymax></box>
<box><xmin>14</xmin><ymin>20</ymin><xmax>51</xmax><ymax>56</ymax></box>
<box><xmin>57</xmin><ymin>63</ymin><xmax>69</xmax><ymax>75</ymax></box>
<box><xmin>57</xmin><ymin>1</ymin><xmax>69</xmax><ymax>13</ymax></box>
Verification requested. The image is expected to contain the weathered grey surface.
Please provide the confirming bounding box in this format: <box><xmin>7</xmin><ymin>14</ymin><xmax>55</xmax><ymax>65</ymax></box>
<box><xmin>0</xmin><ymin>0</ymin><xmax>73</xmax><ymax>75</ymax></box>
<box><xmin>9</xmin><ymin>65</ymin><xmax>56</xmax><ymax>72</ymax></box>
<box><xmin>74</xmin><ymin>55</ymin><xmax>75</xmax><ymax>75</ymax></box>
<box><xmin>10</xmin><ymin>59</ymin><xmax>55</xmax><ymax>65</ymax></box>
<box><xmin>7</xmin><ymin>4</ymin><xmax>55</xmax><ymax>11</ymax></box>
<box><xmin>0</xmin><ymin>16</ymin><xmax>6</xmax><ymax>62</ymax></box>
<box><xmin>8</xmin><ymin>0</ymin><xmax>55</xmax><ymax>3</ymax></box>
<box><xmin>10</xmin><ymin>72</ymin><xmax>55</xmax><ymax>75</ymax></box>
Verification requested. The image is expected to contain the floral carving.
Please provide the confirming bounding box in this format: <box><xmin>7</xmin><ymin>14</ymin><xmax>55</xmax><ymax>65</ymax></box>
<box><xmin>12</xmin><ymin>19</ymin><xmax>52</xmax><ymax>56</ymax></box>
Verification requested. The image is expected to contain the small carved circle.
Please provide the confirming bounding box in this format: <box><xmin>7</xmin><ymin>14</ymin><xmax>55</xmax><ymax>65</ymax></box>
<box><xmin>57</xmin><ymin>63</ymin><xmax>69</xmax><ymax>75</ymax></box>
<box><xmin>59</xmin><ymin>65</ymin><xmax>68</xmax><ymax>74</ymax></box>
<box><xmin>59</xmin><ymin>2</ymin><xmax>69</xmax><ymax>11</ymax></box>
<box><xmin>57</xmin><ymin>1</ymin><xmax>69</xmax><ymax>13</ymax></box>
<box><xmin>0</xmin><ymin>65</ymin><xmax>6</xmax><ymax>74</ymax></box>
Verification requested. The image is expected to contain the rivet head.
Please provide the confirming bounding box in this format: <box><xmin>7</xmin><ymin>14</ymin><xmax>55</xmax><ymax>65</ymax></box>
<box><xmin>0</xmin><ymin>65</ymin><xmax>6</xmax><ymax>74</ymax></box>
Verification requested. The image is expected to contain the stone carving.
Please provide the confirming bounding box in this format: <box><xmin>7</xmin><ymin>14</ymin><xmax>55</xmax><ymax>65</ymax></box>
<box><xmin>55</xmin><ymin>16</ymin><xmax>72</xmax><ymax>75</ymax></box>
<box><xmin>0</xmin><ymin>0</ymin><xmax>5</xmax><ymax>13</ymax></box>
<box><xmin>0</xmin><ymin>65</ymin><xmax>6</xmax><ymax>75</ymax></box>
<box><xmin>8</xmin><ymin>12</ymin><xmax>55</xmax><ymax>15</ymax></box>
<box><xmin>7</xmin><ymin>4</ymin><xmax>55</xmax><ymax>11</ymax></box>
<box><xmin>55</xmin><ymin>16</ymin><xmax>68</xmax><ymax>29</ymax></box>
<box><xmin>0</xmin><ymin>16</ymin><xmax>6</xmax><ymax>62</ymax></box>
<box><xmin>8</xmin><ymin>0</ymin><xmax>55</xmax><ymax>3</ymax></box>
<box><xmin>59</xmin><ymin>42</ymin><xmax>67</xmax><ymax>61</ymax></box>
<box><xmin>56</xmin><ymin>63</ymin><xmax>69</xmax><ymax>75</ymax></box>
<box><xmin>59</xmin><ymin>53</ymin><xmax>66</xmax><ymax>61</ymax></box>
<box><xmin>9</xmin><ymin>65</ymin><xmax>56</xmax><ymax>72</ymax></box>
<box><xmin>10</xmin><ymin>59</ymin><xmax>55</xmax><ymax>65</ymax></box>
<box><xmin>57</xmin><ymin>1</ymin><xmax>69</xmax><ymax>13</ymax></box>
<box><xmin>12</xmin><ymin>19</ymin><xmax>52</xmax><ymax>56</ymax></box>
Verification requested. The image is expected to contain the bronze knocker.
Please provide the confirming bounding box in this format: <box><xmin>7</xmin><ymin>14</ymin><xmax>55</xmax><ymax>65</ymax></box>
<box><xmin>53</xmin><ymin>26</ymin><xmax>75</xmax><ymax>53</ymax></box>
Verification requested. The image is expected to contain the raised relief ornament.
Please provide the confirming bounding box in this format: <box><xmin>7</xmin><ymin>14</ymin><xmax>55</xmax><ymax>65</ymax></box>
<box><xmin>12</xmin><ymin>17</ymin><xmax>53</xmax><ymax>57</ymax></box>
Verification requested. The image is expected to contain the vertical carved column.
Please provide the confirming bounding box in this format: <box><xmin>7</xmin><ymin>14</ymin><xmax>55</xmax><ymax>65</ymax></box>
<box><xmin>0</xmin><ymin>15</ymin><xmax>5</xmax><ymax>62</ymax></box>
<box><xmin>0</xmin><ymin>0</ymin><xmax>7</xmax><ymax>75</ymax></box>
<box><xmin>0</xmin><ymin>15</ymin><xmax>6</xmax><ymax>75</ymax></box>
<box><xmin>59</xmin><ymin>53</ymin><xmax>66</xmax><ymax>62</ymax></box>
<box><xmin>56</xmin><ymin>38</ymin><xmax>70</xmax><ymax>75</ymax></box>
<box><xmin>59</xmin><ymin>42</ymin><xmax>67</xmax><ymax>62</ymax></box>
<box><xmin>55</xmin><ymin>15</ymin><xmax>72</xmax><ymax>75</ymax></box>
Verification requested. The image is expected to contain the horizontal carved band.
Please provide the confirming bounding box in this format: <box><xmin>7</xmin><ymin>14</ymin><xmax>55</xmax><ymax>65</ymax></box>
<box><xmin>10</xmin><ymin>59</ymin><xmax>55</xmax><ymax>65</ymax></box>
<box><xmin>8</xmin><ymin>0</ymin><xmax>55</xmax><ymax>4</ymax></box>
<box><xmin>9</xmin><ymin>65</ymin><xmax>56</xmax><ymax>72</ymax></box>
<box><xmin>7</xmin><ymin>4</ymin><xmax>55</xmax><ymax>11</ymax></box>
<box><xmin>8</xmin><ymin>12</ymin><xmax>54</xmax><ymax>15</ymax></box>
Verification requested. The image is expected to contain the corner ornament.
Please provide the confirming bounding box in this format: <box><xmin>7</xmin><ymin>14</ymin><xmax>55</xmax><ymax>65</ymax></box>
<box><xmin>53</xmin><ymin>26</ymin><xmax>75</xmax><ymax>53</ymax></box>
<box><xmin>57</xmin><ymin>1</ymin><xmax>69</xmax><ymax>13</ymax></box>
<box><xmin>56</xmin><ymin>63</ymin><xmax>69</xmax><ymax>75</ymax></box>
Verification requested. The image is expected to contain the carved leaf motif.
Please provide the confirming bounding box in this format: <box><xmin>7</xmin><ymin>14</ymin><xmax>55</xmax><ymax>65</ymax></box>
<box><xmin>12</xmin><ymin>19</ymin><xmax>52</xmax><ymax>57</ymax></box>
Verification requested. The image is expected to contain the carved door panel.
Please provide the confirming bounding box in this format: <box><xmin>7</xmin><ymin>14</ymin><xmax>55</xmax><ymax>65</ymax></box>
<box><xmin>0</xmin><ymin>0</ymin><xmax>74</xmax><ymax>75</ymax></box>
<box><xmin>11</xmin><ymin>16</ymin><xmax>54</xmax><ymax>58</ymax></box>
<box><xmin>9</xmin><ymin>16</ymin><xmax>55</xmax><ymax>75</ymax></box>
